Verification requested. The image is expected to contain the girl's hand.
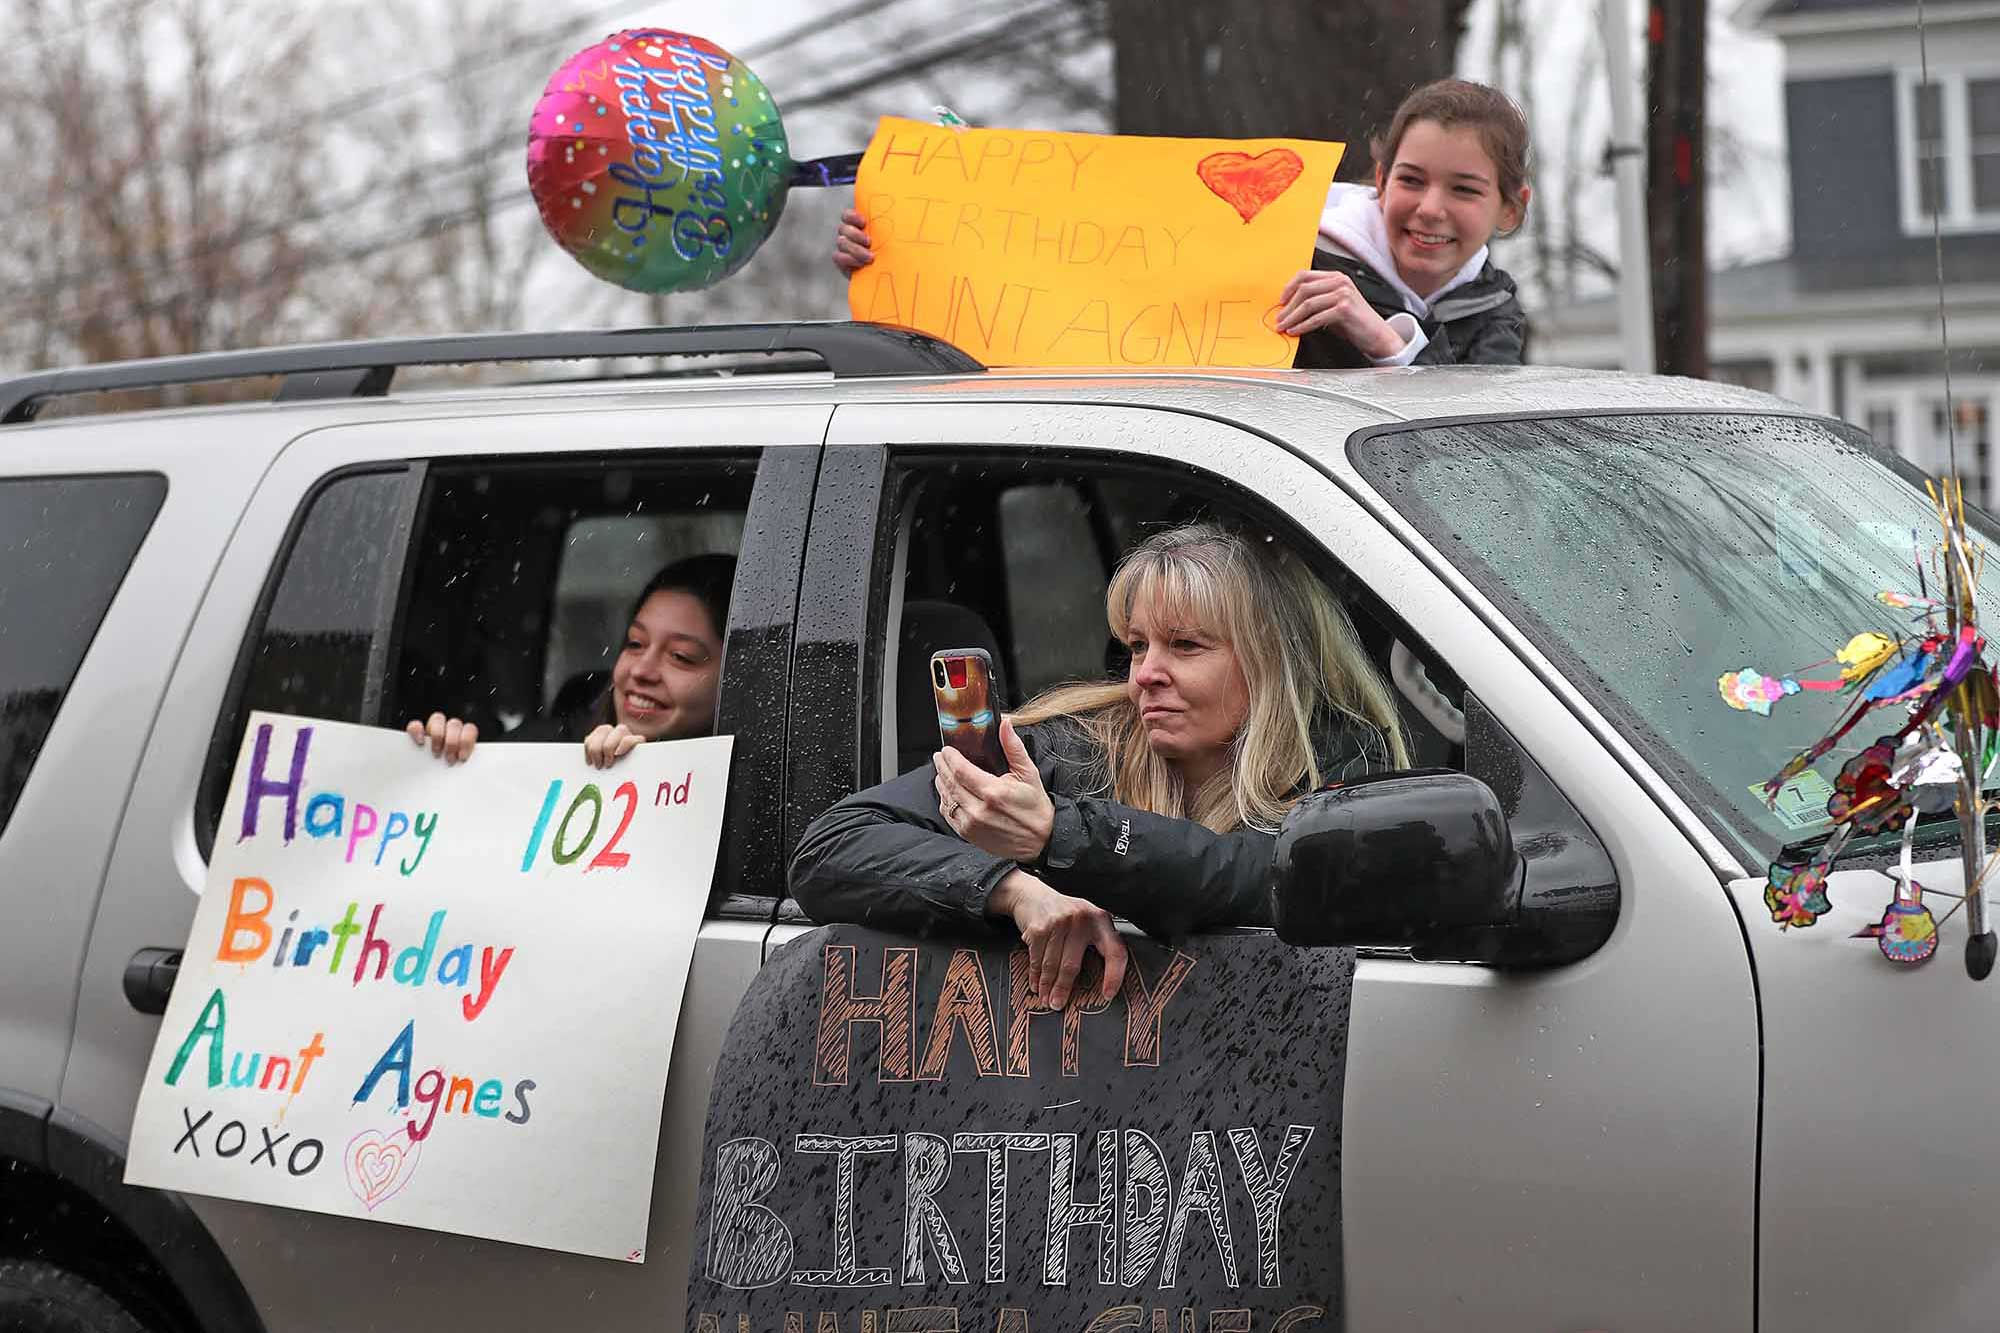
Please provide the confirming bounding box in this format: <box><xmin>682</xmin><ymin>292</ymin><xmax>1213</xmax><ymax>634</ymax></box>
<box><xmin>934</xmin><ymin>718</ymin><xmax>1054</xmax><ymax>862</ymax></box>
<box><xmin>407</xmin><ymin>712</ymin><xmax>477</xmax><ymax>765</ymax></box>
<box><xmin>988</xmin><ymin>870</ymin><xmax>1127</xmax><ymax>1010</ymax></box>
<box><xmin>583</xmin><ymin>723</ymin><xmax>645</xmax><ymax>769</ymax></box>
<box><xmin>1275</xmin><ymin>269</ymin><xmax>1406</xmax><ymax>358</ymax></box>
<box><xmin>833</xmin><ymin>209</ymin><xmax>874</xmax><ymax>276</ymax></box>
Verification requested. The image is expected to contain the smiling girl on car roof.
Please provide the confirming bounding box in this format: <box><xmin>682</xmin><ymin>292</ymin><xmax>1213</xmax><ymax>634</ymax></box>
<box><xmin>833</xmin><ymin>79</ymin><xmax>1533</xmax><ymax>370</ymax></box>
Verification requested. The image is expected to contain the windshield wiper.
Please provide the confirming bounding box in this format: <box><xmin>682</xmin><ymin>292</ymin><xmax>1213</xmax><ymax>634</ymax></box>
<box><xmin>1780</xmin><ymin>806</ymin><xmax>2000</xmax><ymax>867</ymax></box>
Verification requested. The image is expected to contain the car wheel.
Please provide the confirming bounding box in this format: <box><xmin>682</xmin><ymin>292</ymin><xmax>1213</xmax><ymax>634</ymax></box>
<box><xmin>0</xmin><ymin>1259</ymin><xmax>149</xmax><ymax>1333</ymax></box>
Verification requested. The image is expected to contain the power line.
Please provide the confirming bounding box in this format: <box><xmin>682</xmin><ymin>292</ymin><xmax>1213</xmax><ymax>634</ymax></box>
<box><xmin>16</xmin><ymin>0</ymin><xmax>1093</xmax><ymax>341</ymax></box>
<box><xmin>213</xmin><ymin>0</ymin><xmax>663</xmax><ymax>157</ymax></box>
<box><xmin>0</xmin><ymin>0</ymin><xmax>157</xmax><ymax>80</ymax></box>
<box><xmin>0</xmin><ymin>0</ymin><xmax>660</xmax><ymax>234</ymax></box>
<box><xmin>0</xmin><ymin>0</ymin><xmax>920</xmax><ymax>310</ymax></box>
<box><xmin>781</xmin><ymin>0</ymin><xmax>1083</xmax><ymax>113</ymax></box>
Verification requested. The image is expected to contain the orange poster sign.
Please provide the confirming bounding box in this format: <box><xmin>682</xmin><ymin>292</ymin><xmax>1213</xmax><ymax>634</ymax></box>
<box><xmin>847</xmin><ymin>117</ymin><xmax>1344</xmax><ymax>368</ymax></box>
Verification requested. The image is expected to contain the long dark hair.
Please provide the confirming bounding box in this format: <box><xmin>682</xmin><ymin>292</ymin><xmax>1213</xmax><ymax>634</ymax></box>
<box><xmin>629</xmin><ymin>552</ymin><xmax>736</xmax><ymax>642</ymax></box>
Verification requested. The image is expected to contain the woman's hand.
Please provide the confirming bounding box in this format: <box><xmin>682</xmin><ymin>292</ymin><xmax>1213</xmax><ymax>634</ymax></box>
<box><xmin>989</xmin><ymin>870</ymin><xmax>1127</xmax><ymax>1009</ymax></box>
<box><xmin>583</xmin><ymin>723</ymin><xmax>645</xmax><ymax>769</ymax></box>
<box><xmin>407</xmin><ymin>712</ymin><xmax>477</xmax><ymax>765</ymax></box>
<box><xmin>832</xmin><ymin>209</ymin><xmax>873</xmax><ymax>276</ymax></box>
<box><xmin>935</xmin><ymin>718</ymin><xmax>1054</xmax><ymax>862</ymax></box>
<box><xmin>1274</xmin><ymin>269</ymin><xmax>1406</xmax><ymax>358</ymax></box>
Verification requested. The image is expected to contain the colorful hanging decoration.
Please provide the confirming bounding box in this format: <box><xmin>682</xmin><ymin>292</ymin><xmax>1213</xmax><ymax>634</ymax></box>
<box><xmin>1765</xmin><ymin>857</ymin><xmax>1835</xmax><ymax>929</ymax></box>
<box><xmin>1856</xmin><ymin>890</ymin><xmax>1940</xmax><ymax>964</ymax></box>
<box><xmin>526</xmin><ymin>30</ymin><xmax>865</xmax><ymax>294</ymax></box>
<box><xmin>1728</xmin><ymin>479</ymin><xmax>1998</xmax><ymax>976</ymax></box>
<box><xmin>1826</xmin><ymin>738</ymin><xmax>1914</xmax><ymax>834</ymax></box>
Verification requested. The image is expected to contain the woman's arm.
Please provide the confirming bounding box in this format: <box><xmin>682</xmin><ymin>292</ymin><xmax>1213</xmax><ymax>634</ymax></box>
<box><xmin>787</xmin><ymin>761</ymin><xmax>1017</xmax><ymax>933</ymax></box>
<box><xmin>937</xmin><ymin>720</ymin><xmax>1283</xmax><ymax>939</ymax></box>
<box><xmin>1020</xmin><ymin>718</ymin><xmax>1392</xmax><ymax>938</ymax></box>
<box><xmin>1034</xmin><ymin>795</ymin><xmax>1279</xmax><ymax>937</ymax></box>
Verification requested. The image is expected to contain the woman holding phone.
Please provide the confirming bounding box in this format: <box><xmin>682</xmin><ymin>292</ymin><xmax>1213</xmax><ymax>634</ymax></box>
<box><xmin>788</xmin><ymin>523</ymin><xmax>1406</xmax><ymax>1009</ymax></box>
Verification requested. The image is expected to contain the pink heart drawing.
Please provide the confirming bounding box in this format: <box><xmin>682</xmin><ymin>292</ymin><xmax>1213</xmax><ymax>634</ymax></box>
<box><xmin>345</xmin><ymin>1127</ymin><xmax>422</xmax><ymax>1212</ymax></box>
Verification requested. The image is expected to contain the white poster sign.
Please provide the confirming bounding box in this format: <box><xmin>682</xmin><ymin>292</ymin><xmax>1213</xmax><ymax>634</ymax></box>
<box><xmin>125</xmin><ymin>711</ymin><xmax>732</xmax><ymax>1262</ymax></box>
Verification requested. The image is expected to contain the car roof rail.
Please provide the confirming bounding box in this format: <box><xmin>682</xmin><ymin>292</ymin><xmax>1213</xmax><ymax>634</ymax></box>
<box><xmin>0</xmin><ymin>322</ymin><xmax>984</xmax><ymax>424</ymax></box>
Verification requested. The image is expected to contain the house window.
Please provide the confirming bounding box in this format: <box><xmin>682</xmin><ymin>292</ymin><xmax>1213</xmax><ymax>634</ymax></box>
<box><xmin>1866</xmin><ymin>404</ymin><xmax>1898</xmax><ymax>451</ymax></box>
<box><xmin>1711</xmin><ymin>359</ymin><xmax>1775</xmax><ymax>395</ymax></box>
<box><xmin>1927</xmin><ymin>399</ymin><xmax>1990</xmax><ymax>507</ymax></box>
<box><xmin>1971</xmin><ymin>79</ymin><xmax>2000</xmax><ymax>210</ymax></box>
<box><xmin>1916</xmin><ymin>80</ymin><xmax>1949</xmax><ymax>215</ymax></box>
<box><xmin>1900</xmin><ymin>70</ymin><xmax>2000</xmax><ymax>232</ymax></box>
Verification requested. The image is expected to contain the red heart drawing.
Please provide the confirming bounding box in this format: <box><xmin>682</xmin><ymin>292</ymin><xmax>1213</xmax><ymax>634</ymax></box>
<box><xmin>345</xmin><ymin>1127</ymin><xmax>422</xmax><ymax>1212</ymax></box>
<box><xmin>1196</xmin><ymin>149</ymin><xmax>1307</xmax><ymax>224</ymax></box>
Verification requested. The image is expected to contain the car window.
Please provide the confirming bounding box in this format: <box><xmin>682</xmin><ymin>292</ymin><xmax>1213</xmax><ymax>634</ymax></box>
<box><xmin>873</xmin><ymin>455</ymin><xmax>1451</xmax><ymax>783</ymax></box>
<box><xmin>196</xmin><ymin>468</ymin><xmax>410</xmax><ymax>854</ymax></box>
<box><xmin>391</xmin><ymin>460</ymin><xmax>753</xmax><ymax>737</ymax></box>
<box><xmin>0</xmin><ymin>473</ymin><xmax>167</xmax><ymax>834</ymax></box>
<box><xmin>1350</xmin><ymin>411</ymin><xmax>1985</xmax><ymax>863</ymax></box>
<box><xmin>198</xmin><ymin>457</ymin><xmax>759</xmax><ymax>870</ymax></box>
<box><xmin>998</xmin><ymin>482</ymin><xmax>1109</xmax><ymax>696</ymax></box>
<box><xmin>545</xmin><ymin>509</ymin><xmax>745</xmax><ymax>717</ymax></box>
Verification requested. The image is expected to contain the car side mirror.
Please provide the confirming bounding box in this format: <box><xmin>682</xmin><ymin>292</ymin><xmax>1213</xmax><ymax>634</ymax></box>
<box><xmin>1271</xmin><ymin>769</ymin><xmax>1526</xmax><ymax>948</ymax></box>
<box><xmin>1272</xmin><ymin>694</ymin><xmax>1620</xmax><ymax>966</ymax></box>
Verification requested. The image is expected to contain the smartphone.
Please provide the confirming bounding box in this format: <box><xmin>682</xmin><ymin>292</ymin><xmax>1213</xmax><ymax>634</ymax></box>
<box><xmin>931</xmin><ymin>648</ymin><xmax>1006</xmax><ymax>775</ymax></box>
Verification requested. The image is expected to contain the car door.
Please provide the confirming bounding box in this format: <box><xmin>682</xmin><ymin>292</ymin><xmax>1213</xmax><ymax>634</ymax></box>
<box><xmin>770</xmin><ymin>398</ymin><xmax>1761</xmax><ymax>1332</ymax></box>
<box><xmin>65</xmin><ymin>402</ymin><xmax>825</xmax><ymax>1331</ymax></box>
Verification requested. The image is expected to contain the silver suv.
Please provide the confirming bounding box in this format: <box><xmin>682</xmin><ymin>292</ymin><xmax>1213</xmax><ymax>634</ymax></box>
<box><xmin>1</xmin><ymin>324</ymin><xmax>1985</xmax><ymax>1332</ymax></box>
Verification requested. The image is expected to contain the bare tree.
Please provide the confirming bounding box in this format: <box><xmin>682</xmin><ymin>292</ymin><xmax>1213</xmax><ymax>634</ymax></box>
<box><xmin>335</xmin><ymin>0</ymin><xmax>591</xmax><ymax>337</ymax></box>
<box><xmin>0</xmin><ymin>0</ymin><xmax>334</xmax><ymax>375</ymax></box>
<box><xmin>1105</xmin><ymin>0</ymin><xmax>1474</xmax><ymax>175</ymax></box>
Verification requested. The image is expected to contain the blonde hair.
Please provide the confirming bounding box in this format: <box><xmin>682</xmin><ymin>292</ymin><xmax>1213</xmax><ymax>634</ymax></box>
<box><xmin>1012</xmin><ymin>524</ymin><xmax>1409</xmax><ymax>833</ymax></box>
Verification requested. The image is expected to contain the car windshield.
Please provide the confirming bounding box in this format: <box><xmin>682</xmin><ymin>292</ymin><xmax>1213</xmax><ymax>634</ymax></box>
<box><xmin>1351</xmin><ymin>411</ymin><xmax>1997</xmax><ymax>866</ymax></box>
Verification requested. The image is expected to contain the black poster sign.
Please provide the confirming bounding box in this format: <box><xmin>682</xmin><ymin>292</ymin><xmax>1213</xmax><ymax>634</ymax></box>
<box><xmin>688</xmin><ymin>927</ymin><xmax>1354</xmax><ymax>1333</ymax></box>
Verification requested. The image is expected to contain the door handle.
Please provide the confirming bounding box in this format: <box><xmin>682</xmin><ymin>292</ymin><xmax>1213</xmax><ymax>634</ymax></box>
<box><xmin>123</xmin><ymin>948</ymin><xmax>182</xmax><ymax>1015</ymax></box>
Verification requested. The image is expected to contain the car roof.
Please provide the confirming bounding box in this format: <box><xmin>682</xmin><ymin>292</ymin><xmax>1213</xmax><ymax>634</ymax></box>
<box><xmin>0</xmin><ymin>324</ymin><xmax>1819</xmax><ymax>471</ymax></box>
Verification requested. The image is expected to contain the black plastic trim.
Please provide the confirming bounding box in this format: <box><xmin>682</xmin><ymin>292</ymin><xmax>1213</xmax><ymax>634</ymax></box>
<box><xmin>0</xmin><ymin>471</ymin><xmax>169</xmax><ymax>840</ymax></box>
<box><xmin>786</xmin><ymin>444</ymin><xmax>890</xmax><ymax>852</ymax></box>
<box><xmin>193</xmin><ymin>463</ymin><xmax>414</xmax><ymax>860</ymax></box>
<box><xmin>0</xmin><ymin>1095</ymin><xmax>264</xmax><ymax>1333</ymax></box>
<box><xmin>0</xmin><ymin>323</ymin><xmax>983</xmax><ymax>423</ymax></box>
<box><xmin>359</xmin><ymin>460</ymin><xmax>428</xmax><ymax>728</ymax></box>
<box><xmin>714</xmin><ymin>445</ymin><xmax>822</xmax><ymax>912</ymax></box>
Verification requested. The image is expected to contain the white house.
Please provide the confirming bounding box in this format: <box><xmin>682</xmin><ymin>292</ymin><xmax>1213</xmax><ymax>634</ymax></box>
<box><xmin>1534</xmin><ymin>0</ymin><xmax>2000</xmax><ymax>503</ymax></box>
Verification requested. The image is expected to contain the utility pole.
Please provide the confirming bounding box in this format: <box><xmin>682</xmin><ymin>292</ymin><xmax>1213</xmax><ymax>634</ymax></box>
<box><xmin>1601</xmin><ymin>0</ymin><xmax>1655</xmax><ymax>373</ymax></box>
<box><xmin>1646</xmin><ymin>0</ymin><xmax>1709</xmax><ymax>378</ymax></box>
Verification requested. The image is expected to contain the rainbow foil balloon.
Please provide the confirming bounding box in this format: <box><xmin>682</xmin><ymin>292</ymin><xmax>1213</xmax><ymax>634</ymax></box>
<box><xmin>527</xmin><ymin>31</ymin><xmax>792</xmax><ymax>293</ymax></box>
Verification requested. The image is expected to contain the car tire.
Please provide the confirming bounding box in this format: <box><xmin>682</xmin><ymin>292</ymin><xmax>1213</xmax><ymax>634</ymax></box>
<box><xmin>0</xmin><ymin>1259</ymin><xmax>149</xmax><ymax>1333</ymax></box>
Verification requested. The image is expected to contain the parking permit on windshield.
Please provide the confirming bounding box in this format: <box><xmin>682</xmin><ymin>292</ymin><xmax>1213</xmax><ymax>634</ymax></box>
<box><xmin>1756</xmin><ymin>770</ymin><xmax>1836</xmax><ymax>830</ymax></box>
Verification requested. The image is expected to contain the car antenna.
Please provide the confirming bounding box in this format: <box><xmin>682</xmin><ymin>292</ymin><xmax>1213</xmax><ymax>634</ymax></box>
<box><xmin>1916</xmin><ymin>0</ymin><xmax>1998</xmax><ymax>979</ymax></box>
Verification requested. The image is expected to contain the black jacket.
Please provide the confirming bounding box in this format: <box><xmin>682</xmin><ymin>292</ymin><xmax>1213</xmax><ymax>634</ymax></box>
<box><xmin>1293</xmin><ymin>248</ymin><xmax>1525</xmax><ymax>369</ymax></box>
<box><xmin>788</xmin><ymin>715</ymin><xmax>1390</xmax><ymax>941</ymax></box>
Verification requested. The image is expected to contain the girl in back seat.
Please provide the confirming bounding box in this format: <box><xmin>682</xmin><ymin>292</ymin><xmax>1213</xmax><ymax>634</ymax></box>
<box><xmin>407</xmin><ymin>552</ymin><xmax>735</xmax><ymax>768</ymax></box>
